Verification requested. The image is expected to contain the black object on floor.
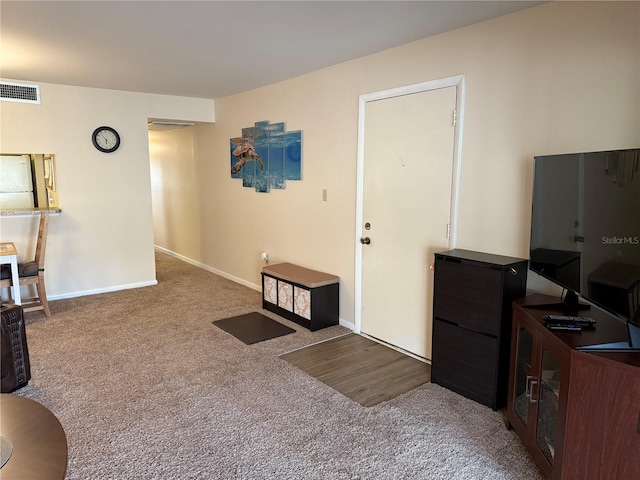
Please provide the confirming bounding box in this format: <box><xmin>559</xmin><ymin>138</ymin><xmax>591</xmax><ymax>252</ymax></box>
<box><xmin>213</xmin><ymin>312</ymin><xmax>295</xmax><ymax>344</ymax></box>
<box><xmin>1</xmin><ymin>304</ymin><xmax>31</xmax><ymax>393</ymax></box>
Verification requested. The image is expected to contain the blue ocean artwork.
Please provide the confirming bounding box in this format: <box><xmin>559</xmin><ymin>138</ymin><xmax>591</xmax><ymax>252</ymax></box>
<box><xmin>242</xmin><ymin>157</ymin><xmax>255</xmax><ymax>187</ymax></box>
<box><xmin>230</xmin><ymin>139</ymin><xmax>243</xmax><ymax>179</ymax></box>
<box><xmin>269</xmin><ymin>123</ymin><xmax>285</xmax><ymax>189</ymax></box>
<box><xmin>285</xmin><ymin>131</ymin><xmax>302</xmax><ymax>181</ymax></box>
<box><xmin>253</xmin><ymin>121</ymin><xmax>270</xmax><ymax>193</ymax></box>
<box><xmin>230</xmin><ymin>126</ymin><xmax>257</xmax><ymax>179</ymax></box>
<box><xmin>229</xmin><ymin>120</ymin><xmax>302</xmax><ymax>192</ymax></box>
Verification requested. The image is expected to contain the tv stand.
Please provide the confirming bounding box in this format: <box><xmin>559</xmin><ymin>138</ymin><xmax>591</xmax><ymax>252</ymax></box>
<box><xmin>507</xmin><ymin>294</ymin><xmax>640</xmax><ymax>479</ymax></box>
<box><xmin>577</xmin><ymin>319</ymin><xmax>640</xmax><ymax>352</ymax></box>
<box><xmin>576</xmin><ymin>342</ymin><xmax>640</xmax><ymax>352</ymax></box>
<box><xmin>521</xmin><ymin>290</ymin><xmax>590</xmax><ymax>312</ymax></box>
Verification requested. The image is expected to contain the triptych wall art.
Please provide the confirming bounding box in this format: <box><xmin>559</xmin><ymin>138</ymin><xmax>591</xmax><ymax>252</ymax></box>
<box><xmin>230</xmin><ymin>120</ymin><xmax>302</xmax><ymax>193</ymax></box>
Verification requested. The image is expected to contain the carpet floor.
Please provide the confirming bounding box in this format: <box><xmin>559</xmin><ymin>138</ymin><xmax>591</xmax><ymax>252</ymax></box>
<box><xmin>11</xmin><ymin>250</ymin><xmax>543</xmax><ymax>479</ymax></box>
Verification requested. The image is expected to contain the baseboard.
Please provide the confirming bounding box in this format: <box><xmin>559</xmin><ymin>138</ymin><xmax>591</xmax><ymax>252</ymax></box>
<box><xmin>154</xmin><ymin>246</ymin><xmax>261</xmax><ymax>291</ymax></box>
<box><xmin>49</xmin><ymin>280</ymin><xmax>158</xmax><ymax>301</ymax></box>
<box><xmin>43</xmin><ymin>248</ymin><xmax>352</xmax><ymax>325</ymax></box>
<box><xmin>339</xmin><ymin>318</ymin><xmax>354</xmax><ymax>330</ymax></box>
<box><xmin>155</xmin><ymin>246</ymin><xmax>352</xmax><ymax>328</ymax></box>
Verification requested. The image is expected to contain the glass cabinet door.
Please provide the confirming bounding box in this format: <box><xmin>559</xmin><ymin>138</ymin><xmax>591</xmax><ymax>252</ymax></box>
<box><xmin>513</xmin><ymin>324</ymin><xmax>534</xmax><ymax>425</ymax></box>
<box><xmin>535</xmin><ymin>347</ymin><xmax>563</xmax><ymax>465</ymax></box>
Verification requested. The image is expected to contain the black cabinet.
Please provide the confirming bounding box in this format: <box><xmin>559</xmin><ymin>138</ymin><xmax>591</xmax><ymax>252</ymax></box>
<box><xmin>431</xmin><ymin>249</ymin><xmax>527</xmax><ymax>410</ymax></box>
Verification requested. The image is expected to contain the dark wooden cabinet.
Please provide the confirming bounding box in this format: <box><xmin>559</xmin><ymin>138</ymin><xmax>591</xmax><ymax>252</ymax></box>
<box><xmin>507</xmin><ymin>295</ymin><xmax>640</xmax><ymax>479</ymax></box>
<box><xmin>562</xmin><ymin>352</ymin><xmax>640</xmax><ymax>479</ymax></box>
<box><xmin>431</xmin><ymin>249</ymin><xmax>528</xmax><ymax>410</ymax></box>
<box><xmin>508</xmin><ymin>305</ymin><xmax>570</xmax><ymax>478</ymax></box>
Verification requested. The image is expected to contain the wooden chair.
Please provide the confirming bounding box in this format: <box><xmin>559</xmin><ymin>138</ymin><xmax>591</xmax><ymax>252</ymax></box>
<box><xmin>0</xmin><ymin>214</ymin><xmax>51</xmax><ymax>317</ymax></box>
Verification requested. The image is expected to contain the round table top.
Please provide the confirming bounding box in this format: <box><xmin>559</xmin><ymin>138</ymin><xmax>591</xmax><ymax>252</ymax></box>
<box><xmin>0</xmin><ymin>394</ymin><xmax>67</xmax><ymax>480</ymax></box>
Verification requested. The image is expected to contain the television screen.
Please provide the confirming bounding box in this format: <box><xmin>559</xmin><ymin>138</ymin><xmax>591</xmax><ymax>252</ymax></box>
<box><xmin>530</xmin><ymin>148</ymin><xmax>640</xmax><ymax>322</ymax></box>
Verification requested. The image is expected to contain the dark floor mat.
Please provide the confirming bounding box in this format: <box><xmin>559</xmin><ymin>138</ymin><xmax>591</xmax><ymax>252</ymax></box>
<box><xmin>213</xmin><ymin>312</ymin><xmax>296</xmax><ymax>344</ymax></box>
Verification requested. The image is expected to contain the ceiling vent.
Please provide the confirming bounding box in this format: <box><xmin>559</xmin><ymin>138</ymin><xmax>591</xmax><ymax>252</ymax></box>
<box><xmin>147</xmin><ymin>120</ymin><xmax>195</xmax><ymax>131</ymax></box>
<box><xmin>0</xmin><ymin>81</ymin><xmax>41</xmax><ymax>104</ymax></box>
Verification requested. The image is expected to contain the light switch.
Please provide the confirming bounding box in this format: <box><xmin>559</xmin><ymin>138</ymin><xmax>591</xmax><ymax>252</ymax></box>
<box><xmin>322</xmin><ymin>189</ymin><xmax>328</xmax><ymax>201</ymax></box>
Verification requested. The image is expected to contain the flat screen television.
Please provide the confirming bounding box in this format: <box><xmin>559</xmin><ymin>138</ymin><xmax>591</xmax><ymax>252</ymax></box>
<box><xmin>529</xmin><ymin>148</ymin><xmax>640</xmax><ymax>328</ymax></box>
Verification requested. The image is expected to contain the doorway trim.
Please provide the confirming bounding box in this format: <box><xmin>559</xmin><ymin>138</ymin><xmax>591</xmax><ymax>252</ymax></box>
<box><xmin>354</xmin><ymin>74</ymin><xmax>466</xmax><ymax>334</ymax></box>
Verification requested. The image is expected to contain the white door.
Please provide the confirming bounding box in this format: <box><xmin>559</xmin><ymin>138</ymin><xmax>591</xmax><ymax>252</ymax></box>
<box><xmin>357</xmin><ymin>82</ymin><xmax>460</xmax><ymax>360</ymax></box>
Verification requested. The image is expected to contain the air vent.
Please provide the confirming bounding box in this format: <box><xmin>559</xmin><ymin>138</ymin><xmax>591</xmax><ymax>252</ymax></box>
<box><xmin>0</xmin><ymin>81</ymin><xmax>41</xmax><ymax>104</ymax></box>
<box><xmin>147</xmin><ymin>120</ymin><xmax>195</xmax><ymax>131</ymax></box>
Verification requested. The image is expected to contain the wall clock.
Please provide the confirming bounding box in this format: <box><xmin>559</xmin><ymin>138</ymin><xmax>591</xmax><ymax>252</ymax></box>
<box><xmin>92</xmin><ymin>126</ymin><xmax>120</xmax><ymax>153</ymax></box>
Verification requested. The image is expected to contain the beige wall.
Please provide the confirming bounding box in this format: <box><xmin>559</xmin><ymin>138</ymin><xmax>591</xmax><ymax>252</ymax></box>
<box><xmin>3</xmin><ymin>2</ymin><xmax>638</xmax><ymax>322</ymax></box>
<box><xmin>0</xmin><ymin>82</ymin><xmax>214</xmax><ymax>299</ymax></box>
<box><xmin>149</xmin><ymin>127</ymin><xmax>204</xmax><ymax>260</ymax></box>
<box><xmin>153</xmin><ymin>1</ymin><xmax>639</xmax><ymax>325</ymax></box>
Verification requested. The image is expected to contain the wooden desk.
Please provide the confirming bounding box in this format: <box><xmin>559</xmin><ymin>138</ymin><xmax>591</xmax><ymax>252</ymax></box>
<box><xmin>0</xmin><ymin>394</ymin><xmax>67</xmax><ymax>479</ymax></box>
<box><xmin>0</xmin><ymin>243</ymin><xmax>21</xmax><ymax>305</ymax></box>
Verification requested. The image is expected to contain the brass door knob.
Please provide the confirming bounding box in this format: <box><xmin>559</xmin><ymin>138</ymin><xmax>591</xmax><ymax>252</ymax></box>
<box><xmin>360</xmin><ymin>237</ymin><xmax>371</xmax><ymax>245</ymax></box>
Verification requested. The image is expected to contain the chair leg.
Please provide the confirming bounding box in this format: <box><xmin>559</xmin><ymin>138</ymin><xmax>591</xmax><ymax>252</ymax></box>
<box><xmin>36</xmin><ymin>278</ymin><xmax>51</xmax><ymax>318</ymax></box>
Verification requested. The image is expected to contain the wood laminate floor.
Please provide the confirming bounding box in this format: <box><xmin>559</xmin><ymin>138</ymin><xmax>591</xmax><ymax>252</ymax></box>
<box><xmin>280</xmin><ymin>333</ymin><xmax>431</xmax><ymax>407</ymax></box>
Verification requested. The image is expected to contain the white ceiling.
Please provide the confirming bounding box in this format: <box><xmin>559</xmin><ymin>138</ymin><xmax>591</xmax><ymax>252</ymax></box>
<box><xmin>1</xmin><ymin>1</ymin><xmax>543</xmax><ymax>100</ymax></box>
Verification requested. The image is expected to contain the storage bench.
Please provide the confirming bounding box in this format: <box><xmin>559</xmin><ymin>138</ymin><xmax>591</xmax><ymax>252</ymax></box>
<box><xmin>261</xmin><ymin>263</ymin><xmax>339</xmax><ymax>331</ymax></box>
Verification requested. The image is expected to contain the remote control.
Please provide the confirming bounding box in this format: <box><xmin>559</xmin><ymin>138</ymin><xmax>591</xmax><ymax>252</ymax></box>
<box><xmin>545</xmin><ymin>322</ymin><xmax>582</xmax><ymax>332</ymax></box>
<box><xmin>543</xmin><ymin>315</ymin><xmax>596</xmax><ymax>328</ymax></box>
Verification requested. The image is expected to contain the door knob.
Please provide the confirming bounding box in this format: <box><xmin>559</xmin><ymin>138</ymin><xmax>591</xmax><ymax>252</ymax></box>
<box><xmin>360</xmin><ymin>237</ymin><xmax>371</xmax><ymax>245</ymax></box>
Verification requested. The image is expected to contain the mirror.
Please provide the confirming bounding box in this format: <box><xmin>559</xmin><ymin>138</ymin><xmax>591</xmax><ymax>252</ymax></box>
<box><xmin>0</xmin><ymin>153</ymin><xmax>59</xmax><ymax>210</ymax></box>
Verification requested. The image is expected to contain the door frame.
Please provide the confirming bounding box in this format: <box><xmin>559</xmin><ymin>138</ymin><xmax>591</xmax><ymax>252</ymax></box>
<box><xmin>354</xmin><ymin>74</ymin><xmax>466</xmax><ymax>335</ymax></box>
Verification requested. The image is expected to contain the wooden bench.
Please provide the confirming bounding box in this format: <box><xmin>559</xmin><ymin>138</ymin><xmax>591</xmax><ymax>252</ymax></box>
<box><xmin>261</xmin><ymin>263</ymin><xmax>339</xmax><ymax>331</ymax></box>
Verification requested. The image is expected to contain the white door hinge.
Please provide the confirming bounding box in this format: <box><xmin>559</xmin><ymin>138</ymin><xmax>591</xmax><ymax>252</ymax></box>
<box><xmin>446</xmin><ymin>223</ymin><xmax>451</xmax><ymax>239</ymax></box>
<box><xmin>452</xmin><ymin>109</ymin><xmax>457</xmax><ymax>127</ymax></box>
